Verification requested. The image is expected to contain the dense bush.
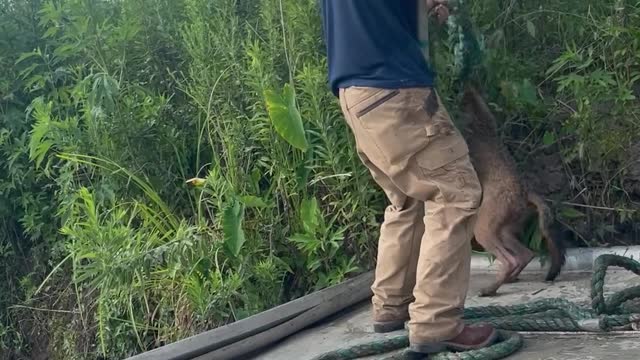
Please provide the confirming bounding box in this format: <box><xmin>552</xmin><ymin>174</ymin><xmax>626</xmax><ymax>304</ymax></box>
<box><xmin>0</xmin><ymin>0</ymin><xmax>638</xmax><ymax>359</ymax></box>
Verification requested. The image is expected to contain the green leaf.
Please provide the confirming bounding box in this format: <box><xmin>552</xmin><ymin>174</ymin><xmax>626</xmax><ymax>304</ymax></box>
<box><xmin>271</xmin><ymin>256</ymin><xmax>295</xmax><ymax>274</ymax></box>
<box><xmin>43</xmin><ymin>26</ymin><xmax>59</xmax><ymax>39</ymax></box>
<box><xmin>222</xmin><ymin>198</ymin><xmax>246</xmax><ymax>258</ymax></box>
<box><xmin>526</xmin><ymin>20</ymin><xmax>536</xmax><ymax>38</ymax></box>
<box><xmin>264</xmin><ymin>83</ymin><xmax>308</xmax><ymax>151</ymax></box>
<box><xmin>522</xmin><ymin>217</ymin><xmax>535</xmax><ymax>242</ymax></box>
<box><xmin>53</xmin><ymin>44</ymin><xmax>77</xmax><ymax>60</ymax></box>
<box><xmin>19</xmin><ymin>63</ymin><xmax>40</xmax><ymax>80</ymax></box>
<box><xmin>300</xmin><ymin>197</ymin><xmax>321</xmax><ymax>234</ymax></box>
<box><xmin>15</xmin><ymin>50</ymin><xmax>40</xmax><ymax>65</ymax></box>
<box><xmin>518</xmin><ymin>79</ymin><xmax>538</xmax><ymax>105</ymax></box>
<box><xmin>240</xmin><ymin>195</ymin><xmax>268</xmax><ymax>208</ymax></box>
<box><xmin>288</xmin><ymin>233</ymin><xmax>321</xmax><ymax>254</ymax></box>
<box><xmin>289</xmin><ymin>233</ymin><xmax>316</xmax><ymax>245</ymax></box>
<box><xmin>296</xmin><ymin>145</ymin><xmax>314</xmax><ymax>190</ymax></box>
<box><xmin>29</xmin><ymin>100</ymin><xmax>54</xmax><ymax>169</ymax></box>
<box><xmin>560</xmin><ymin>207</ymin><xmax>586</xmax><ymax>219</ymax></box>
<box><xmin>308</xmin><ymin>258</ymin><xmax>323</xmax><ymax>272</ymax></box>
<box><xmin>24</xmin><ymin>74</ymin><xmax>45</xmax><ymax>90</ymax></box>
<box><xmin>89</xmin><ymin>73</ymin><xmax>119</xmax><ymax>113</ymax></box>
<box><xmin>32</xmin><ymin>140</ymin><xmax>54</xmax><ymax>169</ymax></box>
<box><xmin>529</xmin><ymin>222</ymin><xmax>543</xmax><ymax>252</ymax></box>
<box><xmin>542</xmin><ymin>131</ymin><xmax>556</xmax><ymax>146</ymax></box>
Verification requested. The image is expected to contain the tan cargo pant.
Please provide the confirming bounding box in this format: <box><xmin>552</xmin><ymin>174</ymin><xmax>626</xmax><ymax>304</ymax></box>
<box><xmin>338</xmin><ymin>86</ymin><xmax>482</xmax><ymax>343</ymax></box>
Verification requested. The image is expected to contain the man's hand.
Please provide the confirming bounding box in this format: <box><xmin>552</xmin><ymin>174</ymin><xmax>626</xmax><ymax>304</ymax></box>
<box><xmin>426</xmin><ymin>0</ymin><xmax>451</xmax><ymax>25</ymax></box>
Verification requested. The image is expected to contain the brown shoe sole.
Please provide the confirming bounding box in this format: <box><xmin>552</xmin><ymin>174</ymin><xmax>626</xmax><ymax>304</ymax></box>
<box><xmin>409</xmin><ymin>328</ymin><xmax>499</xmax><ymax>354</ymax></box>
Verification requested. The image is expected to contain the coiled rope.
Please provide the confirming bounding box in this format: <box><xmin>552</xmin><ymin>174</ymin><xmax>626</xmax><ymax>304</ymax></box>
<box><xmin>310</xmin><ymin>254</ymin><xmax>640</xmax><ymax>360</ymax></box>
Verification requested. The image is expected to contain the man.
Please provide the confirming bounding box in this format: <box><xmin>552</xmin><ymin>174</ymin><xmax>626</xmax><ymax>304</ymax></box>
<box><xmin>319</xmin><ymin>0</ymin><xmax>498</xmax><ymax>354</ymax></box>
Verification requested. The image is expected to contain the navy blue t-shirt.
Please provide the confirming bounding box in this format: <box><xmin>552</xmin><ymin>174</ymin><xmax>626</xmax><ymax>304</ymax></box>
<box><xmin>320</xmin><ymin>0</ymin><xmax>436</xmax><ymax>96</ymax></box>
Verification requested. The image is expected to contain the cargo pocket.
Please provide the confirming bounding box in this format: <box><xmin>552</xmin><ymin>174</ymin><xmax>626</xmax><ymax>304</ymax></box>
<box><xmin>416</xmin><ymin>129</ymin><xmax>481</xmax><ymax>208</ymax></box>
<box><xmin>416</xmin><ymin>124</ymin><xmax>469</xmax><ymax>171</ymax></box>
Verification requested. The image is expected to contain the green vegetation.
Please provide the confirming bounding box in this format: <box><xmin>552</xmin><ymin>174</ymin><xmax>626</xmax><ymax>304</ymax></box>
<box><xmin>0</xmin><ymin>0</ymin><xmax>638</xmax><ymax>359</ymax></box>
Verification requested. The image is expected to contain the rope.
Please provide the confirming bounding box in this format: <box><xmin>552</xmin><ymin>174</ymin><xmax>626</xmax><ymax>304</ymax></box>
<box><xmin>421</xmin><ymin>0</ymin><xmax>485</xmax><ymax>90</ymax></box>
<box><xmin>309</xmin><ymin>254</ymin><xmax>640</xmax><ymax>360</ymax></box>
<box><xmin>445</xmin><ymin>0</ymin><xmax>484</xmax><ymax>87</ymax></box>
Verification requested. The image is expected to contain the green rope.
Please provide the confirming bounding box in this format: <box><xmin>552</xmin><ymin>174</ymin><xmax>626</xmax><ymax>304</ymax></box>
<box><xmin>445</xmin><ymin>0</ymin><xmax>484</xmax><ymax>87</ymax></box>
<box><xmin>591</xmin><ymin>254</ymin><xmax>640</xmax><ymax>314</ymax></box>
<box><xmin>315</xmin><ymin>331</ymin><xmax>523</xmax><ymax>360</ymax></box>
<box><xmin>309</xmin><ymin>254</ymin><xmax>640</xmax><ymax>360</ymax></box>
<box><xmin>422</xmin><ymin>0</ymin><xmax>485</xmax><ymax>89</ymax></box>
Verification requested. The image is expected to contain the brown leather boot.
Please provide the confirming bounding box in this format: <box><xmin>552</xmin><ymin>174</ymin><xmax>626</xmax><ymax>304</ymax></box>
<box><xmin>409</xmin><ymin>324</ymin><xmax>498</xmax><ymax>353</ymax></box>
